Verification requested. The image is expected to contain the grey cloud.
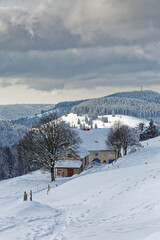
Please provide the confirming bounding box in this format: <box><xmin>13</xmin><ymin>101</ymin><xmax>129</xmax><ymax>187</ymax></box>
<box><xmin>0</xmin><ymin>45</ymin><xmax>159</xmax><ymax>91</ymax></box>
<box><xmin>0</xmin><ymin>46</ymin><xmax>158</xmax><ymax>76</ymax></box>
<box><xmin>0</xmin><ymin>0</ymin><xmax>160</xmax><ymax>92</ymax></box>
<box><xmin>1</xmin><ymin>0</ymin><xmax>160</xmax><ymax>51</ymax></box>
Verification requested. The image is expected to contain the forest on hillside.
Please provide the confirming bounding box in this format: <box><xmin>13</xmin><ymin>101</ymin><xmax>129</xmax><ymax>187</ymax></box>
<box><xmin>72</xmin><ymin>92</ymin><xmax>160</xmax><ymax>123</ymax></box>
<box><xmin>107</xmin><ymin>90</ymin><xmax>160</xmax><ymax>104</ymax></box>
<box><xmin>0</xmin><ymin>121</ymin><xmax>29</xmax><ymax>180</ymax></box>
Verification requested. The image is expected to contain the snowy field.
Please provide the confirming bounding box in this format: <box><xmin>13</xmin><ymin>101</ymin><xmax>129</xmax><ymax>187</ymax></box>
<box><xmin>62</xmin><ymin>113</ymin><xmax>149</xmax><ymax>128</ymax></box>
<box><xmin>1</xmin><ymin>136</ymin><xmax>160</xmax><ymax>240</ymax></box>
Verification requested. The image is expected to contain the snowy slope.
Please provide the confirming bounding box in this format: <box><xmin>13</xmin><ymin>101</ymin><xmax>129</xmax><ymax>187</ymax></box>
<box><xmin>62</xmin><ymin>113</ymin><xmax>149</xmax><ymax>129</ymax></box>
<box><xmin>0</xmin><ymin>137</ymin><xmax>160</xmax><ymax>240</ymax></box>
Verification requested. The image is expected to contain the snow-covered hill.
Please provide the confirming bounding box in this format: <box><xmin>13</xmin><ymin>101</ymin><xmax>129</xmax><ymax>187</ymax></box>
<box><xmin>0</xmin><ymin>136</ymin><xmax>160</xmax><ymax>240</ymax></box>
<box><xmin>62</xmin><ymin>113</ymin><xmax>149</xmax><ymax>129</ymax></box>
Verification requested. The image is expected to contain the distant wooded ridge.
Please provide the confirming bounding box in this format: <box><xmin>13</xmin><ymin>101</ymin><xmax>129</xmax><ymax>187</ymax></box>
<box><xmin>0</xmin><ymin>90</ymin><xmax>160</xmax><ymax>123</ymax></box>
<box><xmin>72</xmin><ymin>90</ymin><xmax>160</xmax><ymax>123</ymax></box>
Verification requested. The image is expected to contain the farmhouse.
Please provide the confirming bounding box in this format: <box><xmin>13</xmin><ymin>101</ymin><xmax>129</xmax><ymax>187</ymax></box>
<box><xmin>88</xmin><ymin>150</ymin><xmax>116</xmax><ymax>164</ymax></box>
<box><xmin>55</xmin><ymin>129</ymin><xmax>116</xmax><ymax>177</ymax></box>
<box><xmin>79</xmin><ymin>128</ymin><xmax>116</xmax><ymax>165</ymax></box>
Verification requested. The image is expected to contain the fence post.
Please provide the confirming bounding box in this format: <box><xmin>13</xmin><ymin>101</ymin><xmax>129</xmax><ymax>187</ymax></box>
<box><xmin>24</xmin><ymin>191</ymin><xmax>27</xmax><ymax>201</ymax></box>
<box><xmin>47</xmin><ymin>184</ymin><xmax>50</xmax><ymax>194</ymax></box>
<box><xmin>30</xmin><ymin>190</ymin><xmax>32</xmax><ymax>201</ymax></box>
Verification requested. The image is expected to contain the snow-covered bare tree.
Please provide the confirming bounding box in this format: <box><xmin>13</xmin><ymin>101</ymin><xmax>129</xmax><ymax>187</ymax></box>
<box><xmin>120</xmin><ymin>125</ymin><xmax>139</xmax><ymax>155</ymax></box>
<box><xmin>106</xmin><ymin>121</ymin><xmax>122</xmax><ymax>158</ymax></box>
<box><xmin>106</xmin><ymin>121</ymin><xmax>139</xmax><ymax>158</ymax></box>
<box><xmin>19</xmin><ymin>113</ymin><xmax>81</xmax><ymax>181</ymax></box>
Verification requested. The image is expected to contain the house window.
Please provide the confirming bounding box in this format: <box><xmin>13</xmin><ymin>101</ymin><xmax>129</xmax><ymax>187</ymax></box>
<box><xmin>95</xmin><ymin>152</ymin><xmax>98</xmax><ymax>157</ymax></box>
<box><xmin>68</xmin><ymin>153</ymin><xmax>72</xmax><ymax>158</ymax></box>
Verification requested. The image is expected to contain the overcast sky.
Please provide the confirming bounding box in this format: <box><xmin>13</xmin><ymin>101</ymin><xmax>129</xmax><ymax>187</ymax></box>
<box><xmin>0</xmin><ymin>0</ymin><xmax>160</xmax><ymax>104</ymax></box>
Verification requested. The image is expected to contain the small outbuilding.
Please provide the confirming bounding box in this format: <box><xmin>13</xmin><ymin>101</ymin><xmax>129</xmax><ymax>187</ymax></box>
<box><xmin>55</xmin><ymin>160</ymin><xmax>82</xmax><ymax>177</ymax></box>
<box><xmin>55</xmin><ymin>146</ymin><xmax>90</xmax><ymax>177</ymax></box>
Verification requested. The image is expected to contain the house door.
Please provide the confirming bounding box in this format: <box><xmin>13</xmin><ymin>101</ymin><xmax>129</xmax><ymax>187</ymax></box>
<box><xmin>68</xmin><ymin>168</ymin><xmax>74</xmax><ymax>177</ymax></box>
<box><xmin>93</xmin><ymin>158</ymin><xmax>101</xmax><ymax>164</ymax></box>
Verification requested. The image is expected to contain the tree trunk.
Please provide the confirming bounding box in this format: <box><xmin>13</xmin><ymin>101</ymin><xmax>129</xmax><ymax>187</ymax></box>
<box><xmin>124</xmin><ymin>147</ymin><xmax>127</xmax><ymax>155</ymax></box>
<box><xmin>117</xmin><ymin>148</ymin><xmax>121</xmax><ymax>158</ymax></box>
<box><xmin>51</xmin><ymin>165</ymin><xmax>55</xmax><ymax>182</ymax></box>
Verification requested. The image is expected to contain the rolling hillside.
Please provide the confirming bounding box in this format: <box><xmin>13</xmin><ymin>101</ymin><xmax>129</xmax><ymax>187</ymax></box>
<box><xmin>0</xmin><ymin>104</ymin><xmax>55</xmax><ymax>121</ymax></box>
<box><xmin>0</xmin><ymin>136</ymin><xmax>160</xmax><ymax>239</ymax></box>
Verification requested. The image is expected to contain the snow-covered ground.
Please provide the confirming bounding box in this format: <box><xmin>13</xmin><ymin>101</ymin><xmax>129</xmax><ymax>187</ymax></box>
<box><xmin>62</xmin><ymin>113</ymin><xmax>149</xmax><ymax>129</ymax></box>
<box><xmin>1</xmin><ymin>136</ymin><xmax>160</xmax><ymax>240</ymax></box>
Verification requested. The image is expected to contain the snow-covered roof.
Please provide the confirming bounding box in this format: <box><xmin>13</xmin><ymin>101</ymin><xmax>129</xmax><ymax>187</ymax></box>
<box><xmin>71</xmin><ymin>145</ymin><xmax>90</xmax><ymax>158</ymax></box>
<box><xmin>55</xmin><ymin>160</ymin><xmax>82</xmax><ymax>169</ymax></box>
<box><xmin>77</xmin><ymin>128</ymin><xmax>111</xmax><ymax>151</ymax></box>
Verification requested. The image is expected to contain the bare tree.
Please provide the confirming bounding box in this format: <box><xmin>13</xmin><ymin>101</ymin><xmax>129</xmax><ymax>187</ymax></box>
<box><xmin>120</xmin><ymin>125</ymin><xmax>139</xmax><ymax>155</ymax></box>
<box><xmin>19</xmin><ymin>113</ymin><xmax>81</xmax><ymax>181</ymax></box>
<box><xmin>106</xmin><ymin>121</ymin><xmax>139</xmax><ymax>158</ymax></box>
<box><xmin>106</xmin><ymin>121</ymin><xmax>122</xmax><ymax>158</ymax></box>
